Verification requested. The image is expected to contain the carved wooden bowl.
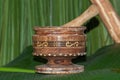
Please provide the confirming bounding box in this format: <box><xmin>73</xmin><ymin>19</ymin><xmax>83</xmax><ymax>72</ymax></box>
<box><xmin>32</xmin><ymin>26</ymin><xmax>86</xmax><ymax>74</ymax></box>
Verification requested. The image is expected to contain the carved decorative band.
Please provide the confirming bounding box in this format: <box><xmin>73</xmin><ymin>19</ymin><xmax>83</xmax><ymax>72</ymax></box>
<box><xmin>32</xmin><ymin>35</ymin><xmax>86</xmax><ymax>41</ymax></box>
<box><xmin>33</xmin><ymin>41</ymin><xmax>85</xmax><ymax>47</ymax></box>
<box><xmin>33</xmin><ymin>52</ymin><xmax>86</xmax><ymax>57</ymax></box>
<box><xmin>33</xmin><ymin>47</ymin><xmax>85</xmax><ymax>54</ymax></box>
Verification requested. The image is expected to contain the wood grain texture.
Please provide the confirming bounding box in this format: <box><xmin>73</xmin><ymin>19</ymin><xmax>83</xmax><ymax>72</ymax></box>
<box><xmin>63</xmin><ymin>5</ymin><xmax>99</xmax><ymax>27</ymax></box>
<box><xmin>91</xmin><ymin>0</ymin><xmax>120</xmax><ymax>43</ymax></box>
<box><xmin>32</xmin><ymin>27</ymin><xmax>86</xmax><ymax>74</ymax></box>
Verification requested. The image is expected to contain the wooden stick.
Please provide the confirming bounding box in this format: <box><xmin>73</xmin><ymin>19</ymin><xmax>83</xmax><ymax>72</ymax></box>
<box><xmin>91</xmin><ymin>0</ymin><xmax>120</xmax><ymax>43</ymax></box>
<box><xmin>63</xmin><ymin>4</ymin><xmax>99</xmax><ymax>27</ymax></box>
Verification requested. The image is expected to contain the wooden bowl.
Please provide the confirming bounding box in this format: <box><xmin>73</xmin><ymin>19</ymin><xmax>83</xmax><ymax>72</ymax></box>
<box><xmin>32</xmin><ymin>26</ymin><xmax>86</xmax><ymax>74</ymax></box>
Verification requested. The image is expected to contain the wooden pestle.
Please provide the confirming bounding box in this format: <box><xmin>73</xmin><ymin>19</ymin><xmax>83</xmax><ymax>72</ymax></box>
<box><xmin>63</xmin><ymin>0</ymin><xmax>120</xmax><ymax>43</ymax></box>
<box><xmin>63</xmin><ymin>4</ymin><xmax>99</xmax><ymax>27</ymax></box>
<box><xmin>91</xmin><ymin>0</ymin><xmax>120</xmax><ymax>43</ymax></box>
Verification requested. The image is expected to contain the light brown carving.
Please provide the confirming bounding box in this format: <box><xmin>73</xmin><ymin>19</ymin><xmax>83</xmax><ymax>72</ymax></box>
<box><xmin>63</xmin><ymin>0</ymin><xmax>120</xmax><ymax>43</ymax></box>
<box><xmin>63</xmin><ymin>4</ymin><xmax>99</xmax><ymax>27</ymax></box>
<box><xmin>91</xmin><ymin>0</ymin><xmax>120</xmax><ymax>43</ymax></box>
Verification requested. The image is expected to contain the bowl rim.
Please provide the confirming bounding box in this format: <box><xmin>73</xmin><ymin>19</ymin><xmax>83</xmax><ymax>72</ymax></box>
<box><xmin>34</xmin><ymin>26</ymin><xmax>86</xmax><ymax>30</ymax></box>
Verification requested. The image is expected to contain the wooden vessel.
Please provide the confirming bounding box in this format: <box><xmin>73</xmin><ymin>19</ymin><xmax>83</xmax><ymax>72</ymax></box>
<box><xmin>32</xmin><ymin>26</ymin><xmax>86</xmax><ymax>74</ymax></box>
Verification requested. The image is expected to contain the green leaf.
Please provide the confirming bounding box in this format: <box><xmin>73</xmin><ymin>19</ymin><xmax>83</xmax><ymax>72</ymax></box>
<box><xmin>0</xmin><ymin>67</ymin><xmax>34</xmax><ymax>73</ymax></box>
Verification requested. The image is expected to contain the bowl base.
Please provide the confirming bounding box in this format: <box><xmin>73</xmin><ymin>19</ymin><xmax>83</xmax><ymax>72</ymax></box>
<box><xmin>35</xmin><ymin>64</ymin><xmax>84</xmax><ymax>74</ymax></box>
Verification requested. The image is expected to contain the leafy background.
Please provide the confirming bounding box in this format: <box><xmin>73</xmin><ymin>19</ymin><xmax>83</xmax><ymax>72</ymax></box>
<box><xmin>0</xmin><ymin>0</ymin><xmax>120</xmax><ymax>67</ymax></box>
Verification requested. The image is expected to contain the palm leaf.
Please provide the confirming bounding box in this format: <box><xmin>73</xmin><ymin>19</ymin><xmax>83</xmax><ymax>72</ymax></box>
<box><xmin>0</xmin><ymin>44</ymin><xmax>119</xmax><ymax>80</ymax></box>
<box><xmin>0</xmin><ymin>69</ymin><xmax>120</xmax><ymax>80</ymax></box>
